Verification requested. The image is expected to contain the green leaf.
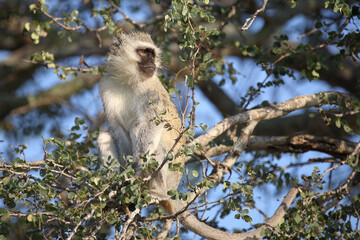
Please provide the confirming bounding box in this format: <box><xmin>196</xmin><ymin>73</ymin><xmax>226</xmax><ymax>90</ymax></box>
<box><xmin>343</xmin><ymin>123</ymin><xmax>352</xmax><ymax>133</ymax></box>
<box><xmin>325</xmin><ymin>1</ymin><xmax>329</xmax><ymax>8</ymax></box>
<box><xmin>182</xmin><ymin>6</ymin><xmax>188</xmax><ymax>16</ymax></box>
<box><xmin>243</xmin><ymin>215</ymin><xmax>252</xmax><ymax>223</ymax></box>
<box><xmin>47</xmin><ymin>63</ymin><xmax>55</xmax><ymax>68</ymax></box>
<box><xmin>41</xmin><ymin>4</ymin><xmax>49</xmax><ymax>12</ymax></box>
<box><xmin>192</xmin><ymin>170</ymin><xmax>199</xmax><ymax>177</ymax></box>
<box><xmin>29</xmin><ymin>4</ymin><xmax>37</xmax><ymax>11</ymax></box>
<box><xmin>24</xmin><ymin>22</ymin><xmax>31</xmax><ymax>31</ymax></box>
<box><xmin>113</xmin><ymin>0</ymin><xmax>121</xmax><ymax>6</ymax></box>
<box><xmin>200</xmin><ymin>123</ymin><xmax>208</xmax><ymax>131</ymax></box>
<box><xmin>0</xmin><ymin>209</ymin><xmax>10</xmax><ymax>218</ymax></box>
<box><xmin>68</xmin><ymin>192</ymin><xmax>75</xmax><ymax>200</ymax></box>
<box><xmin>288</xmin><ymin>0</ymin><xmax>297</xmax><ymax>8</ymax></box>
<box><xmin>203</xmin><ymin>52</ymin><xmax>212</xmax><ymax>62</ymax></box>
<box><xmin>294</xmin><ymin>213</ymin><xmax>302</xmax><ymax>223</ymax></box>
<box><xmin>27</xmin><ymin>214</ymin><xmax>34</xmax><ymax>222</ymax></box>
<box><xmin>186</xmin><ymin>75</ymin><xmax>194</xmax><ymax>87</ymax></box>
<box><xmin>31</xmin><ymin>32</ymin><xmax>39</xmax><ymax>40</ymax></box>
<box><xmin>91</xmin><ymin>176</ymin><xmax>101</xmax><ymax>185</ymax></box>
<box><xmin>278</xmin><ymin>217</ymin><xmax>285</xmax><ymax>226</ymax></box>
<box><xmin>300</xmin><ymin>191</ymin><xmax>306</xmax><ymax>198</ymax></box>
<box><xmin>167</xmin><ymin>189</ymin><xmax>178</xmax><ymax>199</ymax></box>
<box><xmin>335</xmin><ymin>118</ymin><xmax>341</xmax><ymax>128</ymax></box>
<box><xmin>2</xmin><ymin>177</ymin><xmax>10</xmax><ymax>185</ymax></box>
<box><xmin>260</xmin><ymin>227</ymin><xmax>266</xmax><ymax>236</ymax></box>
<box><xmin>311</xmin><ymin>69</ymin><xmax>320</xmax><ymax>78</ymax></box>
<box><xmin>89</xmin><ymin>67</ymin><xmax>99</xmax><ymax>75</ymax></box>
<box><xmin>342</xmin><ymin>4</ymin><xmax>351</xmax><ymax>17</ymax></box>
<box><xmin>71</xmin><ymin>10</ymin><xmax>79</xmax><ymax>18</ymax></box>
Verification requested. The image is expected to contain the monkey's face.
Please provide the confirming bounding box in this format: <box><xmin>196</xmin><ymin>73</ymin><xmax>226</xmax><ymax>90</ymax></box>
<box><xmin>137</xmin><ymin>48</ymin><xmax>156</xmax><ymax>78</ymax></box>
<box><xmin>107</xmin><ymin>32</ymin><xmax>162</xmax><ymax>83</ymax></box>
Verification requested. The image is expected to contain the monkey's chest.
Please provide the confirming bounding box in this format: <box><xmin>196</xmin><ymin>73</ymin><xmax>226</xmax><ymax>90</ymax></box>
<box><xmin>104</xmin><ymin>87</ymin><xmax>160</xmax><ymax>136</ymax></box>
<box><xmin>119</xmin><ymin>99</ymin><xmax>155</xmax><ymax>130</ymax></box>
<box><xmin>115</xmin><ymin>102</ymin><xmax>140</xmax><ymax>130</ymax></box>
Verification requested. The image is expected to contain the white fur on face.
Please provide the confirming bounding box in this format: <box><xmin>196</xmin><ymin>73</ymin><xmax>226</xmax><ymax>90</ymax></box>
<box><xmin>106</xmin><ymin>32</ymin><xmax>162</xmax><ymax>84</ymax></box>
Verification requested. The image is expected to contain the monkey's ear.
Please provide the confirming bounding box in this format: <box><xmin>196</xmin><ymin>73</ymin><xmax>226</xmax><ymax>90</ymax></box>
<box><xmin>109</xmin><ymin>36</ymin><xmax>123</xmax><ymax>55</ymax></box>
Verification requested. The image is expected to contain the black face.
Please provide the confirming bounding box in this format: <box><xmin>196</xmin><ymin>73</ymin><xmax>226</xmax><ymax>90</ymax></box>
<box><xmin>137</xmin><ymin>48</ymin><xmax>156</xmax><ymax>78</ymax></box>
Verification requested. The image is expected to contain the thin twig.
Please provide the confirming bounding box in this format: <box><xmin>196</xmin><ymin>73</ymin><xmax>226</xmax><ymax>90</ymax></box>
<box><xmin>66</xmin><ymin>209</ymin><xmax>95</xmax><ymax>240</ymax></box>
<box><xmin>119</xmin><ymin>208</ymin><xmax>140</xmax><ymax>239</ymax></box>
<box><xmin>41</xmin><ymin>11</ymin><xmax>81</xmax><ymax>31</ymax></box>
<box><xmin>220</xmin><ymin>5</ymin><xmax>237</xmax><ymax>30</ymax></box>
<box><xmin>240</xmin><ymin>0</ymin><xmax>269</xmax><ymax>31</ymax></box>
<box><xmin>109</xmin><ymin>0</ymin><xmax>146</xmax><ymax>28</ymax></box>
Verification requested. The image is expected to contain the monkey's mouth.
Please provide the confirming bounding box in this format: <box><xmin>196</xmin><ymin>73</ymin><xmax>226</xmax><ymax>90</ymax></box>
<box><xmin>139</xmin><ymin>64</ymin><xmax>156</xmax><ymax>76</ymax></box>
<box><xmin>140</xmin><ymin>66</ymin><xmax>156</xmax><ymax>71</ymax></box>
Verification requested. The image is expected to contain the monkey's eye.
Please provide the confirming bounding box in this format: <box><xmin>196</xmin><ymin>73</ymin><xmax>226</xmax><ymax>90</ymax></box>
<box><xmin>137</xmin><ymin>49</ymin><xmax>147</xmax><ymax>57</ymax></box>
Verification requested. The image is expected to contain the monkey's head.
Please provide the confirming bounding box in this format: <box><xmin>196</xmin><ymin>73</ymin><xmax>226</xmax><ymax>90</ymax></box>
<box><xmin>107</xmin><ymin>32</ymin><xmax>161</xmax><ymax>82</ymax></box>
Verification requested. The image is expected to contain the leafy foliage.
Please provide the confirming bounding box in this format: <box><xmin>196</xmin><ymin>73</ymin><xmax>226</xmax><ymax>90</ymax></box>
<box><xmin>1</xmin><ymin>0</ymin><xmax>360</xmax><ymax>239</ymax></box>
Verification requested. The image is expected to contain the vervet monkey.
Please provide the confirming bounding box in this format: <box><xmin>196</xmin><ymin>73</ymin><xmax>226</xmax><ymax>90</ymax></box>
<box><xmin>98</xmin><ymin>32</ymin><xmax>297</xmax><ymax>240</ymax></box>
<box><xmin>98</xmin><ymin>31</ymin><xmax>184</xmax><ymax>213</ymax></box>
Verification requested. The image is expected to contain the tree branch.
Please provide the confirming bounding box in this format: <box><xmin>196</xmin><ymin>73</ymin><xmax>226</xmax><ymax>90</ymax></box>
<box><xmin>179</xmin><ymin>186</ymin><xmax>298</xmax><ymax>240</ymax></box>
<box><xmin>203</xmin><ymin>134</ymin><xmax>357</xmax><ymax>158</ymax></box>
<box><xmin>194</xmin><ymin>91</ymin><xmax>357</xmax><ymax>147</ymax></box>
<box><xmin>175</xmin><ymin>91</ymin><xmax>355</xmax><ymax>239</ymax></box>
<box><xmin>197</xmin><ymin>78</ymin><xmax>238</xmax><ymax>116</ymax></box>
<box><xmin>176</xmin><ymin>119</ymin><xmax>298</xmax><ymax>240</ymax></box>
<box><xmin>240</xmin><ymin>0</ymin><xmax>269</xmax><ymax>31</ymax></box>
<box><xmin>0</xmin><ymin>73</ymin><xmax>101</xmax><ymax>122</ymax></box>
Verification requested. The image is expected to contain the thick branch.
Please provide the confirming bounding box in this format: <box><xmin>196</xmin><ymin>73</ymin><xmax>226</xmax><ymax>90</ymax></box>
<box><xmin>194</xmin><ymin>91</ymin><xmax>357</xmax><ymax>147</ymax></box>
<box><xmin>179</xmin><ymin>186</ymin><xmax>298</xmax><ymax>240</ymax></box>
<box><xmin>176</xmin><ymin>91</ymin><xmax>356</xmax><ymax>238</ymax></box>
<box><xmin>177</xmin><ymin>119</ymin><xmax>298</xmax><ymax>239</ymax></box>
<box><xmin>0</xmin><ymin>73</ymin><xmax>101</xmax><ymax>121</ymax></box>
<box><xmin>204</xmin><ymin>134</ymin><xmax>357</xmax><ymax>158</ymax></box>
<box><xmin>254</xmin><ymin>112</ymin><xmax>359</xmax><ymax>138</ymax></box>
<box><xmin>197</xmin><ymin>78</ymin><xmax>238</xmax><ymax>116</ymax></box>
